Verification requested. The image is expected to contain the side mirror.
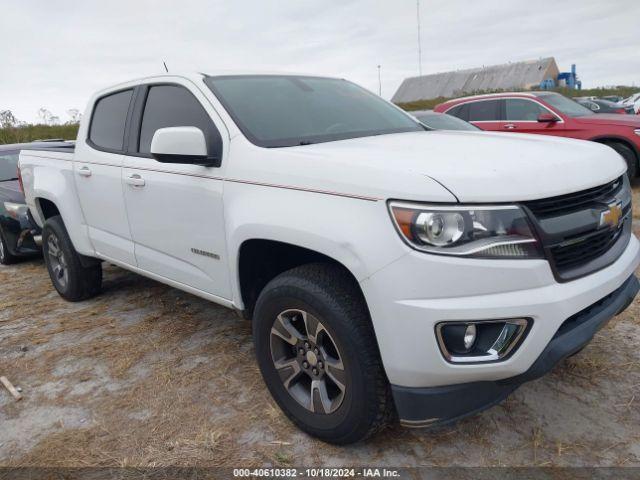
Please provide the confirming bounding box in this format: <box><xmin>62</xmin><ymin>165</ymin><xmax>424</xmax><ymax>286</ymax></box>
<box><xmin>537</xmin><ymin>113</ymin><xmax>559</xmax><ymax>123</ymax></box>
<box><xmin>150</xmin><ymin>127</ymin><xmax>219</xmax><ymax>166</ymax></box>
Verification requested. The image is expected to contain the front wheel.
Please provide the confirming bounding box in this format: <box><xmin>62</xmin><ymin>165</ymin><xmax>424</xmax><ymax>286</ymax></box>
<box><xmin>253</xmin><ymin>263</ymin><xmax>394</xmax><ymax>444</ymax></box>
<box><xmin>42</xmin><ymin>215</ymin><xmax>102</xmax><ymax>301</ymax></box>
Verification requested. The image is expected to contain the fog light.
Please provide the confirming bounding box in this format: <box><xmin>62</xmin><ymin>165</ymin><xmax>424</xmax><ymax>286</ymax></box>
<box><xmin>464</xmin><ymin>324</ymin><xmax>477</xmax><ymax>350</ymax></box>
<box><xmin>436</xmin><ymin>318</ymin><xmax>530</xmax><ymax>364</ymax></box>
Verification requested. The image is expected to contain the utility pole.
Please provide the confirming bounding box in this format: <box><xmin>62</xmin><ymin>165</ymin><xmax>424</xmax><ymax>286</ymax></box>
<box><xmin>377</xmin><ymin>65</ymin><xmax>382</xmax><ymax>96</ymax></box>
<box><xmin>416</xmin><ymin>0</ymin><xmax>422</xmax><ymax>76</ymax></box>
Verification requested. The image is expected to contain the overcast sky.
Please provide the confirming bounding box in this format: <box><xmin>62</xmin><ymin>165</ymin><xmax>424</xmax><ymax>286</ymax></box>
<box><xmin>1</xmin><ymin>0</ymin><xmax>639</xmax><ymax>123</ymax></box>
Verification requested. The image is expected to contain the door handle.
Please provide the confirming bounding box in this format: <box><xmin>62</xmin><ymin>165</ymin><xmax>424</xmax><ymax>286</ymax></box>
<box><xmin>77</xmin><ymin>166</ymin><xmax>92</xmax><ymax>177</ymax></box>
<box><xmin>504</xmin><ymin>123</ymin><xmax>517</xmax><ymax>129</ymax></box>
<box><xmin>125</xmin><ymin>174</ymin><xmax>145</xmax><ymax>187</ymax></box>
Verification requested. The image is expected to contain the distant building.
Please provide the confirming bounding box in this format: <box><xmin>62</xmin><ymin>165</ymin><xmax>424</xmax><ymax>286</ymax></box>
<box><xmin>392</xmin><ymin>57</ymin><xmax>572</xmax><ymax>104</ymax></box>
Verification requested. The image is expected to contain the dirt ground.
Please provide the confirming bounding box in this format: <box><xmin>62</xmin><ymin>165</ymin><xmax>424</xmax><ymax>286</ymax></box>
<box><xmin>1</xmin><ymin>184</ymin><xmax>639</xmax><ymax>469</ymax></box>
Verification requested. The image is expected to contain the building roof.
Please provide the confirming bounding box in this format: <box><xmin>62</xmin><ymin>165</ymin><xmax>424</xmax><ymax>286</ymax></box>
<box><xmin>392</xmin><ymin>57</ymin><xmax>559</xmax><ymax>104</ymax></box>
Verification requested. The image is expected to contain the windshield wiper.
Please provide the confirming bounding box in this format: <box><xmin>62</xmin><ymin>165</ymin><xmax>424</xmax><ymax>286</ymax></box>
<box><xmin>0</xmin><ymin>177</ymin><xmax>19</xmax><ymax>182</ymax></box>
<box><xmin>298</xmin><ymin>141</ymin><xmax>315</xmax><ymax>146</ymax></box>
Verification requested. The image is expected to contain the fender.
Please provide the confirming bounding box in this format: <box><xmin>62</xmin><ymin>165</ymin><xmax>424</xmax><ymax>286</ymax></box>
<box><xmin>21</xmin><ymin>151</ymin><xmax>95</xmax><ymax>256</ymax></box>
<box><xmin>223</xmin><ymin>182</ymin><xmax>409</xmax><ymax>309</ymax></box>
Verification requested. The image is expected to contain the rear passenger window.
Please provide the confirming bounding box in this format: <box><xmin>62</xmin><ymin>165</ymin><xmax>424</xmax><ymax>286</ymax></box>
<box><xmin>89</xmin><ymin>90</ymin><xmax>133</xmax><ymax>151</ymax></box>
<box><xmin>466</xmin><ymin>100</ymin><xmax>501</xmax><ymax>121</ymax></box>
<box><xmin>138</xmin><ymin>85</ymin><xmax>221</xmax><ymax>155</ymax></box>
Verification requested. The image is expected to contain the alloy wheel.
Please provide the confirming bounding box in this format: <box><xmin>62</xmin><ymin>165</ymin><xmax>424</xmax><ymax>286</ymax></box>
<box><xmin>47</xmin><ymin>234</ymin><xmax>68</xmax><ymax>289</ymax></box>
<box><xmin>270</xmin><ymin>309</ymin><xmax>346</xmax><ymax>414</ymax></box>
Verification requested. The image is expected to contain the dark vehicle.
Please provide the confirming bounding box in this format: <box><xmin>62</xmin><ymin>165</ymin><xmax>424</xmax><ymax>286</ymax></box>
<box><xmin>576</xmin><ymin>98</ymin><xmax>630</xmax><ymax>114</ymax></box>
<box><xmin>0</xmin><ymin>141</ymin><xmax>73</xmax><ymax>264</ymax></box>
<box><xmin>411</xmin><ymin>111</ymin><xmax>480</xmax><ymax>131</ymax></box>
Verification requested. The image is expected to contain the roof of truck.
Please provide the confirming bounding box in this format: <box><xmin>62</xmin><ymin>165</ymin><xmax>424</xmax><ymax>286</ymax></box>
<box><xmin>93</xmin><ymin>71</ymin><xmax>344</xmax><ymax>96</ymax></box>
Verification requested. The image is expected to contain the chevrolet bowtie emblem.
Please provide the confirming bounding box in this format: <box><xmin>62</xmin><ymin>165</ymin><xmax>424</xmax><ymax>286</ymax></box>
<box><xmin>599</xmin><ymin>202</ymin><xmax>623</xmax><ymax>229</ymax></box>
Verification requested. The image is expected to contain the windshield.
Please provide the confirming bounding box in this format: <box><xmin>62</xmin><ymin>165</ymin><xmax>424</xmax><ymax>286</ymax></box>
<box><xmin>0</xmin><ymin>151</ymin><xmax>19</xmax><ymax>181</ymax></box>
<box><xmin>413</xmin><ymin>112</ymin><xmax>479</xmax><ymax>131</ymax></box>
<box><xmin>205</xmin><ymin>75</ymin><xmax>424</xmax><ymax>147</ymax></box>
<box><xmin>533</xmin><ymin>93</ymin><xmax>594</xmax><ymax>117</ymax></box>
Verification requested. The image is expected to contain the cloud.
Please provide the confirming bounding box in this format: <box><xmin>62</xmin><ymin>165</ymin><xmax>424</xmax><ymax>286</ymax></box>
<box><xmin>1</xmin><ymin>0</ymin><xmax>638</xmax><ymax>123</ymax></box>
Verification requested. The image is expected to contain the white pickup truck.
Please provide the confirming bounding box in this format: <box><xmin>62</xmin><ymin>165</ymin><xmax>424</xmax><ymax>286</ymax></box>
<box><xmin>19</xmin><ymin>73</ymin><xmax>640</xmax><ymax>444</ymax></box>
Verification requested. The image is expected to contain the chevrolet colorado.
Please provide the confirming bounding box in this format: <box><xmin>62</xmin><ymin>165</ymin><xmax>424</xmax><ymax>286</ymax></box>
<box><xmin>19</xmin><ymin>73</ymin><xmax>640</xmax><ymax>444</ymax></box>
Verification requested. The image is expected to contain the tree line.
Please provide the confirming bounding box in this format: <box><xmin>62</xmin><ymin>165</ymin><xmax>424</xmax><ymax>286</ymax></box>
<box><xmin>0</xmin><ymin>108</ymin><xmax>81</xmax><ymax>145</ymax></box>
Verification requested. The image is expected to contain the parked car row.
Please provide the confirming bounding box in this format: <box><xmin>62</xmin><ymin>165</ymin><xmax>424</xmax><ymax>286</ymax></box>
<box><xmin>12</xmin><ymin>72</ymin><xmax>639</xmax><ymax>444</ymax></box>
<box><xmin>573</xmin><ymin>93</ymin><xmax>640</xmax><ymax>114</ymax></box>
<box><xmin>575</xmin><ymin>98</ymin><xmax>633</xmax><ymax>114</ymax></box>
<box><xmin>434</xmin><ymin>91</ymin><xmax>640</xmax><ymax>179</ymax></box>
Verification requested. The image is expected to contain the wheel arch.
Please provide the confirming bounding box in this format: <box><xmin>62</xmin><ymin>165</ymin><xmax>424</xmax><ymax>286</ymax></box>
<box><xmin>33</xmin><ymin>195</ymin><xmax>95</xmax><ymax>257</ymax></box>
<box><xmin>236</xmin><ymin>238</ymin><xmax>366</xmax><ymax>320</ymax></box>
<box><xmin>36</xmin><ymin>197</ymin><xmax>61</xmax><ymax>221</ymax></box>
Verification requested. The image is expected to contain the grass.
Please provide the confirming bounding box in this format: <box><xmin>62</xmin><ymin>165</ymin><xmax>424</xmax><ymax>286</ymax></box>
<box><xmin>396</xmin><ymin>86</ymin><xmax>639</xmax><ymax>111</ymax></box>
<box><xmin>0</xmin><ymin>124</ymin><xmax>79</xmax><ymax>145</ymax></box>
<box><xmin>1</xmin><ymin>220</ymin><xmax>639</xmax><ymax>468</ymax></box>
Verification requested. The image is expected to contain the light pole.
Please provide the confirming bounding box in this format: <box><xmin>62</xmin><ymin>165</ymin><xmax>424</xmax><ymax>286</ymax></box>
<box><xmin>416</xmin><ymin>0</ymin><xmax>422</xmax><ymax>76</ymax></box>
<box><xmin>377</xmin><ymin>65</ymin><xmax>382</xmax><ymax>96</ymax></box>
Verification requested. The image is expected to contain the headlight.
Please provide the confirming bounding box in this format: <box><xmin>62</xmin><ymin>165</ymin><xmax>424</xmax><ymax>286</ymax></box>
<box><xmin>634</xmin><ymin>129</ymin><xmax>640</xmax><ymax>137</ymax></box>
<box><xmin>389</xmin><ymin>201</ymin><xmax>542</xmax><ymax>258</ymax></box>
<box><xmin>3</xmin><ymin>202</ymin><xmax>29</xmax><ymax>221</ymax></box>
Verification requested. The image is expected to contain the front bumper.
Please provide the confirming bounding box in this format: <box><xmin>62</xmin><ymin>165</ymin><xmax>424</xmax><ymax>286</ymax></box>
<box><xmin>392</xmin><ymin>274</ymin><xmax>639</xmax><ymax>427</ymax></box>
<box><xmin>0</xmin><ymin>205</ymin><xmax>42</xmax><ymax>257</ymax></box>
<box><xmin>360</xmin><ymin>230</ymin><xmax>640</xmax><ymax>425</ymax></box>
<box><xmin>361</xmin><ymin>234</ymin><xmax>640</xmax><ymax>388</ymax></box>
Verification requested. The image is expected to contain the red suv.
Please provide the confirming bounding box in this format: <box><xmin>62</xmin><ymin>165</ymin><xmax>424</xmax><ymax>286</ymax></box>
<box><xmin>434</xmin><ymin>92</ymin><xmax>640</xmax><ymax>179</ymax></box>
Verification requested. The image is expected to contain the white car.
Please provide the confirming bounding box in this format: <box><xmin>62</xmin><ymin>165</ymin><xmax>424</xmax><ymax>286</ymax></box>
<box><xmin>19</xmin><ymin>73</ymin><xmax>640</xmax><ymax>444</ymax></box>
<box><xmin>620</xmin><ymin>92</ymin><xmax>640</xmax><ymax>113</ymax></box>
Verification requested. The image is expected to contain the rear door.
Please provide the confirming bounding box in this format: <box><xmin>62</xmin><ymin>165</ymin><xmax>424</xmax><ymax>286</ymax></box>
<box><xmin>74</xmin><ymin>89</ymin><xmax>136</xmax><ymax>265</ymax></box>
<box><xmin>503</xmin><ymin>98</ymin><xmax>564</xmax><ymax>135</ymax></box>
<box><xmin>449</xmin><ymin>99</ymin><xmax>503</xmax><ymax>131</ymax></box>
<box><xmin>122</xmin><ymin>81</ymin><xmax>232</xmax><ymax>300</ymax></box>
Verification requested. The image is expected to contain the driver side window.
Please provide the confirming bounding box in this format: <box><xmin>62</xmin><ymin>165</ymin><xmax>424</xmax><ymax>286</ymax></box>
<box><xmin>137</xmin><ymin>85</ymin><xmax>222</xmax><ymax>156</ymax></box>
<box><xmin>504</xmin><ymin>99</ymin><xmax>549</xmax><ymax>121</ymax></box>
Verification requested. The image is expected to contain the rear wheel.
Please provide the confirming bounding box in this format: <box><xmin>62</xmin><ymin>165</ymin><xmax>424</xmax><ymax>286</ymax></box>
<box><xmin>253</xmin><ymin>263</ymin><xmax>394</xmax><ymax>444</ymax></box>
<box><xmin>42</xmin><ymin>215</ymin><xmax>102</xmax><ymax>301</ymax></box>
<box><xmin>605</xmin><ymin>142</ymin><xmax>637</xmax><ymax>180</ymax></box>
<box><xmin>0</xmin><ymin>228</ymin><xmax>18</xmax><ymax>265</ymax></box>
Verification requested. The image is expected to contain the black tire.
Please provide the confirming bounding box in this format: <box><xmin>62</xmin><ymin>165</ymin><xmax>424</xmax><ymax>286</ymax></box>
<box><xmin>606</xmin><ymin>142</ymin><xmax>637</xmax><ymax>180</ymax></box>
<box><xmin>42</xmin><ymin>215</ymin><xmax>102</xmax><ymax>301</ymax></box>
<box><xmin>0</xmin><ymin>228</ymin><xmax>18</xmax><ymax>265</ymax></box>
<box><xmin>253</xmin><ymin>263</ymin><xmax>394</xmax><ymax>444</ymax></box>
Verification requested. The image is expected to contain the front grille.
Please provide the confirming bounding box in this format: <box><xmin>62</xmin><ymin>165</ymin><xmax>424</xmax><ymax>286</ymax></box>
<box><xmin>525</xmin><ymin>177</ymin><xmax>623</xmax><ymax>218</ymax></box>
<box><xmin>523</xmin><ymin>176</ymin><xmax>630</xmax><ymax>281</ymax></box>
<box><xmin>550</xmin><ymin>227</ymin><xmax>623</xmax><ymax>271</ymax></box>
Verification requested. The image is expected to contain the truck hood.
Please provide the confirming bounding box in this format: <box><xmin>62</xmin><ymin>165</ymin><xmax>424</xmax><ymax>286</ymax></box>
<box><xmin>573</xmin><ymin>114</ymin><xmax>640</xmax><ymax>127</ymax></box>
<box><xmin>277</xmin><ymin>130</ymin><xmax>626</xmax><ymax>203</ymax></box>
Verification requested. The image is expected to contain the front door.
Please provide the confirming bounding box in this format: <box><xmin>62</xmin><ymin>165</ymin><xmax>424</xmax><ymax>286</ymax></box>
<box><xmin>74</xmin><ymin>89</ymin><xmax>136</xmax><ymax>265</ymax></box>
<box><xmin>122</xmin><ymin>82</ymin><xmax>231</xmax><ymax>300</ymax></box>
<box><xmin>502</xmin><ymin>98</ymin><xmax>565</xmax><ymax>136</ymax></box>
